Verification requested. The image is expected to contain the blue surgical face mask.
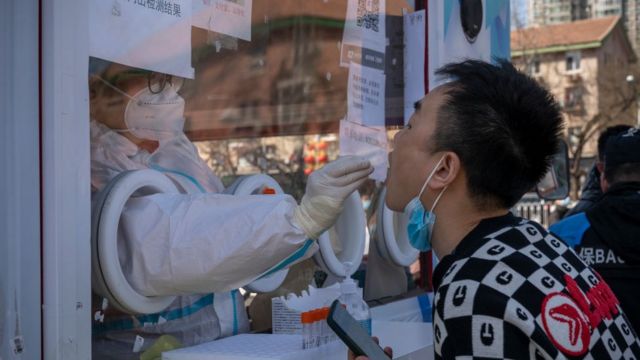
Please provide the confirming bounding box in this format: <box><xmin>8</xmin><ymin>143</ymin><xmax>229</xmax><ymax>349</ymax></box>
<box><xmin>405</xmin><ymin>156</ymin><xmax>447</xmax><ymax>251</ymax></box>
<box><xmin>362</xmin><ymin>199</ymin><xmax>372</xmax><ymax>210</ymax></box>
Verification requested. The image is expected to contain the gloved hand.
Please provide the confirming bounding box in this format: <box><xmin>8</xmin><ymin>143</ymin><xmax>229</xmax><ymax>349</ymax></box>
<box><xmin>293</xmin><ymin>156</ymin><xmax>373</xmax><ymax>239</ymax></box>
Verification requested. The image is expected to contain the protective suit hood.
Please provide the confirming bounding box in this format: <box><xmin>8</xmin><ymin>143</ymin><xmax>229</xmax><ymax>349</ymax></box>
<box><xmin>90</xmin><ymin>120</ymin><xmax>223</xmax><ymax>193</ymax></box>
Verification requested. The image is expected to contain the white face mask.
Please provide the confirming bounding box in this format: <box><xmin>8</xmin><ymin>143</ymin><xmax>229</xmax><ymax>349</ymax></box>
<box><xmin>124</xmin><ymin>86</ymin><xmax>185</xmax><ymax>142</ymax></box>
<box><xmin>92</xmin><ymin>74</ymin><xmax>185</xmax><ymax>142</ymax></box>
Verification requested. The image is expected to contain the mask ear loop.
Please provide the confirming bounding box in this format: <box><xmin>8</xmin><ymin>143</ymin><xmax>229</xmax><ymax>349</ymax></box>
<box><xmin>429</xmin><ymin>185</ymin><xmax>447</xmax><ymax>213</ymax></box>
<box><xmin>428</xmin><ymin>155</ymin><xmax>448</xmax><ymax>213</ymax></box>
<box><xmin>91</xmin><ymin>74</ymin><xmax>183</xmax><ymax>137</ymax></box>
<box><xmin>417</xmin><ymin>155</ymin><xmax>446</xmax><ymax>201</ymax></box>
<box><xmin>90</xmin><ymin>74</ymin><xmax>140</xmax><ymax>135</ymax></box>
<box><xmin>415</xmin><ymin>155</ymin><xmax>448</xmax><ymax>219</ymax></box>
<box><xmin>90</xmin><ymin>74</ymin><xmax>136</xmax><ymax>102</ymax></box>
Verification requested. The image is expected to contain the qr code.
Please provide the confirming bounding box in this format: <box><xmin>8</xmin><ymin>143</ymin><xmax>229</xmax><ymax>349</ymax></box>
<box><xmin>356</xmin><ymin>0</ymin><xmax>380</xmax><ymax>32</ymax></box>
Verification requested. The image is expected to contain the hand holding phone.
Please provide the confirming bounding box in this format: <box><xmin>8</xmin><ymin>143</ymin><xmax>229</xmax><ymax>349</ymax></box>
<box><xmin>327</xmin><ymin>300</ymin><xmax>392</xmax><ymax>359</ymax></box>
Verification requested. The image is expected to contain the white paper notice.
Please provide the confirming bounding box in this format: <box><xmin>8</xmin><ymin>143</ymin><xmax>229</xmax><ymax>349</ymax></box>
<box><xmin>90</xmin><ymin>0</ymin><xmax>194</xmax><ymax>79</ymax></box>
<box><xmin>132</xmin><ymin>335</ymin><xmax>145</xmax><ymax>353</ymax></box>
<box><xmin>192</xmin><ymin>0</ymin><xmax>252</xmax><ymax>41</ymax></box>
<box><xmin>403</xmin><ymin>10</ymin><xmax>426</xmax><ymax>125</ymax></box>
<box><xmin>341</xmin><ymin>0</ymin><xmax>387</xmax><ymax>68</ymax></box>
<box><xmin>347</xmin><ymin>62</ymin><xmax>386</xmax><ymax>127</ymax></box>
<box><xmin>339</xmin><ymin>120</ymin><xmax>388</xmax><ymax>182</ymax></box>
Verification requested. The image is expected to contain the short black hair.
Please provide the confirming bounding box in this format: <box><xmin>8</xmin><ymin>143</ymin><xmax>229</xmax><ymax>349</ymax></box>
<box><xmin>597</xmin><ymin>124</ymin><xmax>633</xmax><ymax>160</ymax></box>
<box><xmin>605</xmin><ymin>162</ymin><xmax>640</xmax><ymax>184</ymax></box>
<box><xmin>603</xmin><ymin>128</ymin><xmax>640</xmax><ymax>184</ymax></box>
<box><xmin>434</xmin><ymin>59</ymin><xmax>564</xmax><ymax>209</ymax></box>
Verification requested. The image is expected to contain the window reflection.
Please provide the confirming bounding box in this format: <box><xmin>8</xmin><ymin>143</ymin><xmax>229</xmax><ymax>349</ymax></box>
<box><xmin>89</xmin><ymin>0</ymin><xmax>415</xmax><ymax>352</ymax></box>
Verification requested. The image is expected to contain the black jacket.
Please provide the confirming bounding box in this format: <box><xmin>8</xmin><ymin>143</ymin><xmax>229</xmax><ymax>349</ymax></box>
<box><xmin>564</xmin><ymin>166</ymin><xmax>603</xmax><ymax>218</ymax></box>
<box><xmin>551</xmin><ymin>182</ymin><xmax>640</xmax><ymax>331</ymax></box>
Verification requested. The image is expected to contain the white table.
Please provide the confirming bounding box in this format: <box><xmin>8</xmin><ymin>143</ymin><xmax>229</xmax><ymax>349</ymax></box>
<box><xmin>162</xmin><ymin>320</ymin><xmax>433</xmax><ymax>360</ymax></box>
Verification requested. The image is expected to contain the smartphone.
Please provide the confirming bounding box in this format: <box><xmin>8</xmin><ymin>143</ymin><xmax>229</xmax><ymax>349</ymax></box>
<box><xmin>326</xmin><ymin>300</ymin><xmax>391</xmax><ymax>359</ymax></box>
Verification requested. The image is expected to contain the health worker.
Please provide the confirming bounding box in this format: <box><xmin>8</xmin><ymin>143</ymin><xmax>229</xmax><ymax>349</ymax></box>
<box><xmin>89</xmin><ymin>61</ymin><xmax>373</xmax><ymax>359</ymax></box>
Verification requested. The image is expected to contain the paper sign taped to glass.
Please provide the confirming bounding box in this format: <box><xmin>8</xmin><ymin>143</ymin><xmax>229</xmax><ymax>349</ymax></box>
<box><xmin>89</xmin><ymin>0</ymin><xmax>195</xmax><ymax>79</ymax></box>
<box><xmin>341</xmin><ymin>0</ymin><xmax>387</xmax><ymax>69</ymax></box>
<box><xmin>347</xmin><ymin>62</ymin><xmax>386</xmax><ymax>128</ymax></box>
<box><xmin>342</xmin><ymin>61</ymin><xmax>388</xmax><ymax>182</ymax></box>
<box><xmin>339</xmin><ymin>119</ymin><xmax>388</xmax><ymax>182</ymax></box>
<box><xmin>192</xmin><ymin>0</ymin><xmax>253</xmax><ymax>41</ymax></box>
<box><xmin>403</xmin><ymin>10</ymin><xmax>426</xmax><ymax>125</ymax></box>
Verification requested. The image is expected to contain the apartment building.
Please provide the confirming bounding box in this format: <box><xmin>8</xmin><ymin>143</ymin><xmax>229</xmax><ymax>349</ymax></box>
<box><xmin>528</xmin><ymin>0</ymin><xmax>640</xmax><ymax>51</ymax></box>
<box><xmin>512</xmin><ymin>16</ymin><xmax>637</xmax><ymax>158</ymax></box>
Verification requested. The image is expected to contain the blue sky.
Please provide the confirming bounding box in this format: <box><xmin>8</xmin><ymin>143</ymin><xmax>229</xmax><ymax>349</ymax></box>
<box><xmin>511</xmin><ymin>0</ymin><xmax>528</xmax><ymax>28</ymax></box>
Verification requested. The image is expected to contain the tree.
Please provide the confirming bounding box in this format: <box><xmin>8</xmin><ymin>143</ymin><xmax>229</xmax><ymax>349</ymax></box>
<box><xmin>564</xmin><ymin>76</ymin><xmax>637</xmax><ymax>199</ymax></box>
<box><xmin>195</xmin><ymin>135</ymin><xmax>311</xmax><ymax>200</ymax></box>
<box><xmin>512</xmin><ymin>25</ymin><xmax>638</xmax><ymax>200</ymax></box>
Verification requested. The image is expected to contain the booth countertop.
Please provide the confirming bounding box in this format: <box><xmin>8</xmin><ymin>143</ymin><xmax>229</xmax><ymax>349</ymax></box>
<box><xmin>162</xmin><ymin>320</ymin><xmax>433</xmax><ymax>360</ymax></box>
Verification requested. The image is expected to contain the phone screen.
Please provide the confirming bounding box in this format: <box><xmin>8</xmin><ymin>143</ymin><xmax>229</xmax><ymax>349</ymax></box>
<box><xmin>327</xmin><ymin>300</ymin><xmax>390</xmax><ymax>359</ymax></box>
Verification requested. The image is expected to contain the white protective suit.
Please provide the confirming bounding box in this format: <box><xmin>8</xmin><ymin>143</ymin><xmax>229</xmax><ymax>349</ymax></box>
<box><xmin>90</xmin><ymin>120</ymin><xmax>317</xmax><ymax>358</ymax></box>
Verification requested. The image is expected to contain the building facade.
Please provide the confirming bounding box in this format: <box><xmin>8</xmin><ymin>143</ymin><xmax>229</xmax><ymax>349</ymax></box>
<box><xmin>528</xmin><ymin>0</ymin><xmax>640</xmax><ymax>52</ymax></box>
<box><xmin>512</xmin><ymin>17</ymin><xmax>637</xmax><ymax>187</ymax></box>
<box><xmin>528</xmin><ymin>0</ymin><xmax>590</xmax><ymax>25</ymax></box>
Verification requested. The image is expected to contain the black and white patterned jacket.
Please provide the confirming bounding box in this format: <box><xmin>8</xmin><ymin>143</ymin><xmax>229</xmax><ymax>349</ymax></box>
<box><xmin>432</xmin><ymin>214</ymin><xmax>640</xmax><ymax>359</ymax></box>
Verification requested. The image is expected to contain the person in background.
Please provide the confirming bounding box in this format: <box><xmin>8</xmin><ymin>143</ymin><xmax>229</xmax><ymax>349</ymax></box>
<box><xmin>563</xmin><ymin>124</ymin><xmax>632</xmax><ymax>218</ymax></box>
<box><xmin>89</xmin><ymin>60</ymin><xmax>373</xmax><ymax>359</ymax></box>
<box><xmin>550</xmin><ymin>127</ymin><xmax>640</xmax><ymax>332</ymax></box>
<box><xmin>352</xmin><ymin>60</ymin><xmax>639</xmax><ymax>359</ymax></box>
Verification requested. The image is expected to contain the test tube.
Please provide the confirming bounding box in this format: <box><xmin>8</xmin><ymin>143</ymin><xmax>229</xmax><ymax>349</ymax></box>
<box><xmin>312</xmin><ymin>309</ymin><xmax>322</xmax><ymax>348</ymax></box>
<box><xmin>318</xmin><ymin>308</ymin><xmax>326</xmax><ymax>346</ymax></box>
<box><xmin>318</xmin><ymin>307</ymin><xmax>326</xmax><ymax>345</ymax></box>
<box><xmin>308</xmin><ymin>309</ymin><xmax>315</xmax><ymax>348</ymax></box>
<box><xmin>301</xmin><ymin>311</ymin><xmax>312</xmax><ymax>349</ymax></box>
<box><xmin>321</xmin><ymin>307</ymin><xmax>333</xmax><ymax>344</ymax></box>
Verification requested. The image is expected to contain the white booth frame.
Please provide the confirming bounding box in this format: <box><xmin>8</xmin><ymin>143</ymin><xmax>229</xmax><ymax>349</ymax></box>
<box><xmin>0</xmin><ymin>1</ymin><xmax>42</xmax><ymax>359</ymax></box>
<box><xmin>41</xmin><ymin>0</ymin><xmax>92</xmax><ymax>359</ymax></box>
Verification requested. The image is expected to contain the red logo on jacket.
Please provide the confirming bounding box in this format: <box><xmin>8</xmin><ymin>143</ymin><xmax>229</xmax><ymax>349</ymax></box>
<box><xmin>541</xmin><ymin>273</ymin><xmax>620</xmax><ymax>356</ymax></box>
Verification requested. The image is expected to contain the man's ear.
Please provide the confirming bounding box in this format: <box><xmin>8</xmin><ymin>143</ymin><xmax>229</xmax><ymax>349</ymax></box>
<box><xmin>596</xmin><ymin>161</ymin><xmax>604</xmax><ymax>175</ymax></box>
<box><xmin>600</xmin><ymin>168</ymin><xmax>609</xmax><ymax>193</ymax></box>
<box><xmin>430</xmin><ymin>152</ymin><xmax>460</xmax><ymax>190</ymax></box>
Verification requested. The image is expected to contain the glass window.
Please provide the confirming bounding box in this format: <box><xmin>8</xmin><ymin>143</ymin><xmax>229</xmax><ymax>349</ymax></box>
<box><xmin>89</xmin><ymin>0</ymin><xmax>409</xmax><ymax>233</ymax></box>
<box><xmin>565</xmin><ymin>51</ymin><xmax>581</xmax><ymax>72</ymax></box>
<box><xmin>89</xmin><ymin>1</ymin><xmax>414</xmax><ymax>355</ymax></box>
<box><xmin>564</xmin><ymin>86</ymin><xmax>583</xmax><ymax>109</ymax></box>
<box><xmin>527</xmin><ymin>58</ymin><xmax>541</xmax><ymax>76</ymax></box>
